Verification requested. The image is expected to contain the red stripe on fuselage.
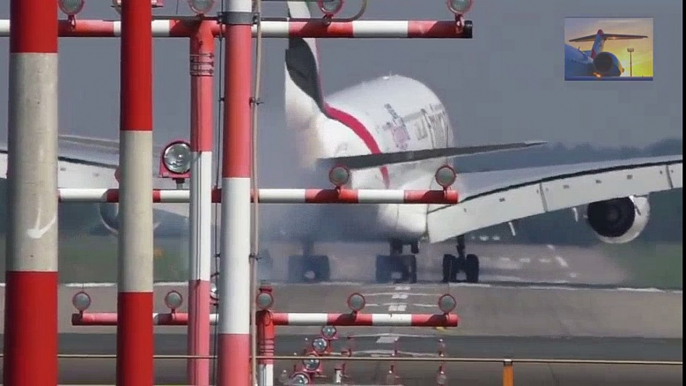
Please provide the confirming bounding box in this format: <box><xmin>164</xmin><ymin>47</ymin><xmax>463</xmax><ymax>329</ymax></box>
<box><xmin>324</xmin><ymin>104</ymin><xmax>391</xmax><ymax>188</ymax></box>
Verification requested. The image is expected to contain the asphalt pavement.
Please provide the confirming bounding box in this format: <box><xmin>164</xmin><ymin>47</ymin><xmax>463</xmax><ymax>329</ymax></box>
<box><xmin>0</xmin><ymin>244</ymin><xmax>682</xmax><ymax>385</ymax></box>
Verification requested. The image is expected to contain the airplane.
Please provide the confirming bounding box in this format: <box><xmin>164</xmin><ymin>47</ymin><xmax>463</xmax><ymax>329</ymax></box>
<box><xmin>0</xmin><ymin>1</ymin><xmax>682</xmax><ymax>285</ymax></box>
<box><xmin>564</xmin><ymin>29</ymin><xmax>652</xmax><ymax>80</ymax></box>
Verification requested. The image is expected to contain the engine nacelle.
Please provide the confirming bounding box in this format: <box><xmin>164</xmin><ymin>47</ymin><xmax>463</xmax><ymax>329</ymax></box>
<box><xmin>593</xmin><ymin>52</ymin><xmax>624</xmax><ymax>77</ymax></box>
<box><xmin>98</xmin><ymin>202</ymin><xmax>120</xmax><ymax>235</ymax></box>
<box><xmin>586</xmin><ymin>195</ymin><xmax>650</xmax><ymax>244</ymax></box>
<box><xmin>96</xmin><ymin>202</ymin><xmax>183</xmax><ymax>237</ymax></box>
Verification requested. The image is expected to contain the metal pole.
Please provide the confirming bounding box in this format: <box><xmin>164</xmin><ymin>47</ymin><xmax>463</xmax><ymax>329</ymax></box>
<box><xmin>116</xmin><ymin>0</ymin><xmax>155</xmax><ymax>384</ymax></box>
<box><xmin>188</xmin><ymin>20</ymin><xmax>214</xmax><ymax>386</ymax></box>
<box><xmin>256</xmin><ymin>310</ymin><xmax>275</xmax><ymax>386</ymax></box>
<box><xmin>3</xmin><ymin>0</ymin><xmax>59</xmax><ymax>384</ymax></box>
<box><xmin>217</xmin><ymin>1</ymin><xmax>254</xmax><ymax>385</ymax></box>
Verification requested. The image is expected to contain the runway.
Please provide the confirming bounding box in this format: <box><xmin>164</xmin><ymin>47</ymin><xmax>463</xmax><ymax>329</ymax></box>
<box><xmin>260</xmin><ymin>242</ymin><xmax>629</xmax><ymax>285</ymax></box>
<box><xmin>0</xmin><ymin>279</ymin><xmax>682</xmax><ymax>384</ymax></box>
<box><xmin>0</xmin><ymin>334</ymin><xmax>681</xmax><ymax>385</ymax></box>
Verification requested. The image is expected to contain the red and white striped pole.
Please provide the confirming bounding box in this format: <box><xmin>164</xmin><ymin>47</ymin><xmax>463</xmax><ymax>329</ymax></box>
<box><xmin>187</xmin><ymin>20</ymin><xmax>214</xmax><ymax>386</ymax></box>
<box><xmin>3</xmin><ymin>0</ymin><xmax>59</xmax><ymax>384</ymax></box>
<box><xmin>217</xmin><ymin>2</ymin><xmax>254</xmax><ymax>385</ymax></box>
<box><xmin>116</xmin><ymin>0</ymin><xmax>155</xmax><ymax>384</ymax></box>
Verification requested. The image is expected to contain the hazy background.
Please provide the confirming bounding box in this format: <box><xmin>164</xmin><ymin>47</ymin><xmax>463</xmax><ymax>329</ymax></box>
<box><xmin>0</xmin><ymin>0</ymin><xmax>682</xmax><ymax>286</ymax></box>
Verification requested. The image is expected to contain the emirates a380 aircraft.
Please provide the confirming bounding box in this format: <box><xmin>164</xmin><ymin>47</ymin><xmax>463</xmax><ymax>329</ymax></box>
<box><xmin>1</xmin><ymin>1</ymin><xmax>682</xmax><ymax>284</ymax></box>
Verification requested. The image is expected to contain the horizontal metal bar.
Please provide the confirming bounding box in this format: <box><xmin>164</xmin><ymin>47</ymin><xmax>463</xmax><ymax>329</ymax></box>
<box><xmin>0</xmin><ymin>19</ymin><xmax>471</xmax><ymax>39</ymax></box>
<box><xmin>267</xmin><ymin>356</ymin><xmax>684</xmax><ymax>366</ymax></box>
<box><xmin>58</xmin><ymin>188</ymin><xmax>459</xmax><ymax>204</ymax></box>
<box><xmin>72</xmin><ymin>312</ymin><xmax>459</xmax><ymax>327</ymax></box>
<box><xmin>4</xmin><ymin>353</ymin><xmax>680</xmax><ymax>366</ymax></box>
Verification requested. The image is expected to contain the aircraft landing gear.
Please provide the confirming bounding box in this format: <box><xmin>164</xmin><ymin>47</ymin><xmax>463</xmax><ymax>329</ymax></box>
<box><xmin>375</xmin><ymin>240</ymin><xmax>417</xmax><ymax>284</ymax></box>
<box><xmin>287</xmin><ymin>241</ymin><xmax>331</xmax><ymax>283</ymax></box>
<box><xmin>442</xmin><ymin>235</ymin><xmax>479</xmax><ymax>283</ymax></box>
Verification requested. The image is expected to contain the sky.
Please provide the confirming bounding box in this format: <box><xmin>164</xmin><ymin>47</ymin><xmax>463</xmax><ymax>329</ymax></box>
<box><xmin>0</xmin><ymin>0</ymin><xmax>682</xmax><ymax>178</ymax></box>
<box><xmin>565</xmin><ymin>17</ymin><xmax>654</xmax><ymax>77</ymax></box>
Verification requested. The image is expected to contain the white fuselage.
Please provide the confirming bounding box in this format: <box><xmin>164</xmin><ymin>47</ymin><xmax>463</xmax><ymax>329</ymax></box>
<box><xmin>291</xmin><ymin>75</ymin><xmax>455</xmax><ymax>243</ymax></box>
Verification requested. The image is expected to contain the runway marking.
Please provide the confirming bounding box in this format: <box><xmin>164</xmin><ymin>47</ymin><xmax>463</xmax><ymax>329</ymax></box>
<box><xmin>539</xmin><ymin>258</ymin><xmax>552</xmax><ymax>264</ymax></box>
<box><xmin>365</xmin><ymin>292</ymin><xmax>438</xmax><ymax>297</ymax></box>
<box><xmin>499</xmin><ymin>257</ymin><xmax>511</xmax><ymax>262</ymax></box>
<box><xmin>489</xmin><ymin>260</ymin><xmax>522</xmax><ymax>270</ymax></box>
<box><xmin>389</xmin><ymin>286</ymin><xmax>410</xmax><ymax>313</ymax></box>
<box><xmin>555</xmin><ymin>256</ymin><xmax>569</xmax><ymax>268</ymax></box>
<box><xmin>353</xmin><ymin>333</ymin><xmax>431</xmax><ymax>339</ymax></box>
<box><xmin>375</xmin><ymin>335</ymin><xmax>400</xmax><ymax>344</ymax></box>
<box><xmin>547</xmin><ymin>244</ymin><xmax>556</xmax><ymax>250</ymax></box>
<box><xmin>519</xmin><ymin>257</ymin><xmax>531</xmax><ymax>263</ymax></box>
<box><xmin>569</xmin><ymin>272</ymin><xmax>578</xmax><ymax>279</ymax></box>
<box><xmin>387</xmin><ymin>304</ymin><xmax>407</xmax><ymax>312</ymax></box>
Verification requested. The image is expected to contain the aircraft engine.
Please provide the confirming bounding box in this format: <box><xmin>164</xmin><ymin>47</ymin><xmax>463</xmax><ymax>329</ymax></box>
<box><xmin>593</xmin><ymin>52</ymin><xmax>624</xmax><ymax>77</ymax></box>
<box><xmin>586</xmin><ymin>195</ymin><xmax>650</xmax><ymax>244</ymax></box>
<box><xmin>98</xmin><ymin>202</ymin><xmax>120</xmax><ymax>235</ymax></box>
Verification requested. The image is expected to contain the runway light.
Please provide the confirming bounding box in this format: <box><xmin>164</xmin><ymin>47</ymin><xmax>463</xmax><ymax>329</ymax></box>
<box><xmin>187</xmin><ymin>0</ymin><xmax>214</xmax><ymax>15</ymax></box>
<box><xmin>164</xmin><ymin>290</ymin><xmax>184</xmax><ymax>311</ymax></box>
<box><xmin>446</xmin><ymin>0</ymin><xmax>473</xmax><ymax>15</ymax></box>
<box><xmin>346</xmin><ymin>292</ymin><xmax>366</xmax><ymax>313</ymax></box>
<box><xmin>317</xmin><ymin>0</ymin><xmax>344</xmax><ymax>17</ymax></box>
<box><xmin>302</xmin><ymin>353</ymin><xmax>321</xmax><ymax>372</ymax></box>
<box><xmin>210</xmin><ymin>282</ymin><xmax>218</xmax><ymax>303</ymax></box>
<box><xmin>435</xmin><ymin>165</ymin><xmax>457</xmax><ymax>189</ymax></box>
<box><xmin>328</xmin><ymin>165</ymin><xmax>350</xmax><ymax>188</ymax></box>
<box><xmin>438</xmin><ymin>293</ymin><xmax>457</xmax><ymax>314</ymax></box>
<box><xmin>436</xmin><ymin>370</ymin><xmax>448</xmax><ymax>385</ymax></box>
<box><xmin>58</xmin><ymin>0</ymin><xmax>85</xmax><ymax>16</ymax></box>
<box><xmin>312</xmin><ymin>337</ymin><xmax>329</xmax><ymax>354</ymax></box>
<box><xmin>290</xmin><ymin>371</ymin><xmax>311</xmax><ymax>384</ymax></box>
<box><xmin>321</xmin><ymin>325</ymin><xmax>338</xmax><ymax>339</ymax></box>
<box><xmin>72</xmin><ymin>291</ymin><xmax>91</xmax><ymax>312</ymax></box>
<box><xmin>162</xmin><ymin>141</ymin><xmax>192</xmax><ymax>175</ymax></box>
<box><xmin>256</xmin><ymin>291</ymin><xmax>274</xmax><ymax>311</ymax></box>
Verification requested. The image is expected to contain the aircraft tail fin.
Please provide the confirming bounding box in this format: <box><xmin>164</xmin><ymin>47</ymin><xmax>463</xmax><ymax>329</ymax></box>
<box><xmin>569</xmin><ymin>29</ymin><xmax>648</xmax><ymax>59</ymax></box>
<box><xmin>284</xmin><ymin>1</ymin><xmax>326</xmax><ymax>121</ymax></box>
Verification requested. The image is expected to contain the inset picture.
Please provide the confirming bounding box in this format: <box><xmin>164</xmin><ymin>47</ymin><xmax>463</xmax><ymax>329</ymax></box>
<box><xmin>564</xmin><ymin>18</ymin><xmax>654</xmax><ymax>81</ymax></box>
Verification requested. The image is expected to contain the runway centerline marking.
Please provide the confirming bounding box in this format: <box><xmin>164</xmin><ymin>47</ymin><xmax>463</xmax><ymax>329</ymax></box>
<box><xmin>539</xmin><ymin>258</ymin><xmax>552</xmax><ymax>264</ymax></box>
<box><xmin>375</xmin><ymin>336</ymin><xmax>400</xmax><ymax>344</ymax></box>
<box><xmin>519</xmin><ymin>257</ymin><xmax>531</xmax><ymax>263</ymax></box>
<box><xmin>555</xmin><ymin>256</ymin><xmax>569</xmax><ymax>268</ymax></box>
<box><xmin>391</xmin><ymin>293</ymin><xmax>409</xmax><ymax>300</ymax></box>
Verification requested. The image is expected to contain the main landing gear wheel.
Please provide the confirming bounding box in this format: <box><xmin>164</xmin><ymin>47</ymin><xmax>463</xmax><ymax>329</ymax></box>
<box><xmin>441</xmin><ymin>253</ymin><xmax>479</xmax><ymax>283</ymax></box>
<box><xmin>465</xmin><ymin>254</ymin><xmax>480</xmax><ymax>283</ymax></box>
<box><xmin>375</xmin><ymin>255</ymin><xmax>417</xmax><ymax>284</ymax></box>
<box><xmin>287</xmin><ymin>255</ymin><xmax>331</xmax><ymax>283</ymax></box>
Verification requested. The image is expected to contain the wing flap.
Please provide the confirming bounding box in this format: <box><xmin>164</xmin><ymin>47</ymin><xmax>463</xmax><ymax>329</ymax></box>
<box><xmin>541</xmin><ymin>165</ymin><xmax>672</xmax><ymax>212</ymax></box>
<box><xmin>317</xmin><ymin>141</ymin><xmax>546</xmax><ymax>170</ymax></box>
<box><xmin>427</xmin><ymin>156</ymin><xmax>682</xmax><ymax>243</ymax></box>
<box><xmin>428</xmin><ymin>184</ymin><xmax>545</xmax><ymax>243</ymax></box>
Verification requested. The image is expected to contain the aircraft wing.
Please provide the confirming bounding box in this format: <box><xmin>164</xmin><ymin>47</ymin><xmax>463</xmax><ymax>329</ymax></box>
<box><xmin>317</xmin><ymin>141</ymin><xmax>546</xmax><ymax>170</ymax></box>
<box><xmin>426</xmin><ymin>155</ymin><xmax>683</xmax><ymax>243</ymax></box>
<box><xmin>0</xmin><ymin>134</ymin><xmax>171</xmax><ymax>188</ymax></box>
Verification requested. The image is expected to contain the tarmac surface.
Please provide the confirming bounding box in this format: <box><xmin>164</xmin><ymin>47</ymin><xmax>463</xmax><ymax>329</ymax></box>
<box><xmin>0</xmin><ymin>243</ymin><xmax>682</xmax><ymax>384</ymax></box>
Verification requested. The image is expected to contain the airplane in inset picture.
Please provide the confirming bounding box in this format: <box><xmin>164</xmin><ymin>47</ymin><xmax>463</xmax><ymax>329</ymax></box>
<box><xmin>564</xmin><ymin>29</ymin><xmax>652</xmax><ymax>80</ymax></box>
<box><xmin>1</xmin><ymin>1</ymin><xmax>681</xmax><ymax>284</ymax></box>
